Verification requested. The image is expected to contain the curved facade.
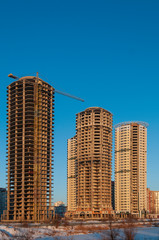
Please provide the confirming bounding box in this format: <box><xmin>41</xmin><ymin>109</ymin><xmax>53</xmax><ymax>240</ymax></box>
<box><xmin>76</xmin><ymin>107</ymin><xmax>113</xmax><ymax>218</ymax></box>
<box><xmin>115</xmin><ymin>122</ymin><xmax>147</xmax><ymax>216</ymax></box>
<box><xmin>5</xmin><ymin>76</ymin><xmax>54</xmax><ymax>221</ymax></box>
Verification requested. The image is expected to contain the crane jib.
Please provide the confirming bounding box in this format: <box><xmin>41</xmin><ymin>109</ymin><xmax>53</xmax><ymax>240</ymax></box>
<box><xmin>54</xmin><ymin>89</ymin><xmax>84</xmax><ymax>102</ymax></box>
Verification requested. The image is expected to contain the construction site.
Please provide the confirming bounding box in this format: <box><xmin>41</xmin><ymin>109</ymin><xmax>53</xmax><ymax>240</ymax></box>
<box><xmin>1</xmin><ymin>73</ymin><xmax>84</xmax><ymax>222</ymax></box>
<box><xmin>67</xmin><ymin>107</ymin><xmax>114</xmax><ymax>219</ymax></box>
<box><xmin>2</xmin><ymin>75</ymin><xmax>54</xmax><ymax>222</ymax></box>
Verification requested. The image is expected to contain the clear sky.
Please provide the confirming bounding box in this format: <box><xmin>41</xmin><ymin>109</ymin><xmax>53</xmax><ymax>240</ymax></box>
<box><xmin>0</xmin><ymin>0</ymin><xmax>159</xmax><ymax>204</ymax></box>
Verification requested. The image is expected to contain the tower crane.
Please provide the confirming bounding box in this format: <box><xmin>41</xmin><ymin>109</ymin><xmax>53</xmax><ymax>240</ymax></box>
<box><xmin>7</xmin><ymin>72</ymin><xmax>84</xmax><ymax>221</ymax></box>
<box><xmin>8</xmin><ymin>73</ymin><xmax>84</xmax><ymax>102</ymax></box>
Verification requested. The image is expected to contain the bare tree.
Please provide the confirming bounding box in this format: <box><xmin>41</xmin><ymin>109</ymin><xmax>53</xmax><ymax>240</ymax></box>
<box><xmin>123</xmin><ymin>215</ymin><xmax>136</xmax><ymax>240</ymax></box>
<box><xmin>107</xmin><ymin>215</ymin><xmax>120</xmax><ymax>240</ymax></box>
<box><xmin>101</xmin><ymin>215</ymin><xmax>120</xmax><ymax>240</ymax></box>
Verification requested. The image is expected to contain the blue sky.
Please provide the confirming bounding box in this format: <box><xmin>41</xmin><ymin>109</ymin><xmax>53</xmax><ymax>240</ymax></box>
<box><xmin>0</xmin><ymin>0</ymin><xmax>159</xmax><ymax>204</ymax></box>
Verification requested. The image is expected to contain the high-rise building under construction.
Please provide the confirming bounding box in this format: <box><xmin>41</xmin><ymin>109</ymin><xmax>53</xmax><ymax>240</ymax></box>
<box><xmin>75</xmin><ymin>107</ymin><xmax>113</xmax><ymax>218</ymax></box>
<box><xmin>115</xmin><ymin>121</ymin><xmax>148</xmax><ymax>217</ymax></box>
<box><xmin>4</xmin><ymin>76</ymin><xmax>54</xmax><ymax>222</ymax></box>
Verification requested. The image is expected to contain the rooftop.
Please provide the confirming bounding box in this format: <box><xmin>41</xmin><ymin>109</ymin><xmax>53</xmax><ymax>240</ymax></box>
<box><xmin>77</xmin><ymin>107</ymin><xmax>112</xmax><ymax>115</ymax></box>
<box><xmin>114</xmin><ymin>121</ymin><xmax>149</xmax><ymax>128</ymax></box>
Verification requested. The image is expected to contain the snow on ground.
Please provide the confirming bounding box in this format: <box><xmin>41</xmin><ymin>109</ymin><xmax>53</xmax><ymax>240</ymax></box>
<box><xmin>34</xmin><ymin>228</ymin><xmax>159</xmax><ymax>240</ymax></box>
<box><xmin>0</xmin><ymin>221</ymin><xmax>159</xmax><ymax>240</ymax></box>
<box><xmin>135</xmin><ymin>227</ymin><xmax>159</xmax><ymax>239</ymax></box>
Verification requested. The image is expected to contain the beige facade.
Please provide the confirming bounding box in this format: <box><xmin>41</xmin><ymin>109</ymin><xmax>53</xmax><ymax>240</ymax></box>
<box><xmin>67</xmin><ymin>136</ymin><xmax>77</xmax><ymax>211</ymax></box>
<box><xmin>115</xmin><ymin>122</ymin><xmax>148</xmax><ymax>216</ymax></box>
<box><xmin>3</xmin><ymin>76</ymin><xmax>54</xmax><ymax>222</ymax></box>
<box><xmin>76</xmin><ymin>107</ymin><xmax>113</xmax><ymax>218</ymax></box>
<box><xmin>147</xmin><ymin>188</ymin><xmax>151</xmax><ymax>213</ymax></box>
